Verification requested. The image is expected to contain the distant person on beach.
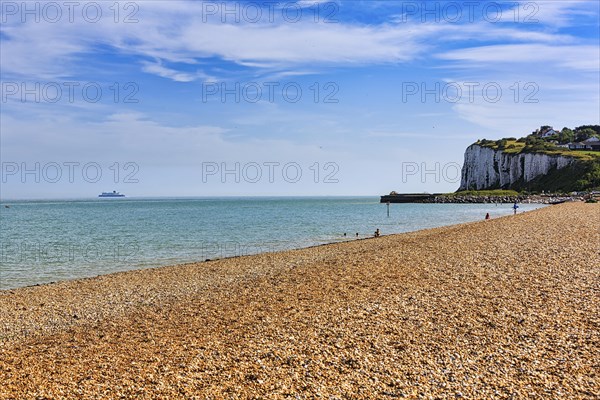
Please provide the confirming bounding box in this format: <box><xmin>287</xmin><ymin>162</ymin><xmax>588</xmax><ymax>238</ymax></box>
<box><xmin>356</xmin><ymin>232</ymin><xmax>359</xmax><ymax>237</ymax></box>
<box><xmin>513</xmin><ymin>202</ymin><xmax>519</xmax><ymax>215</ymax></box>
<box><xmin>374</xmin><ymin>229</ymin><xmax>380</xmax><ymax>237</ymax></box>
<box><xmin>485</xmin><ymin>213</ymin><xmax>490</xmax><ymax>220</ymax></box>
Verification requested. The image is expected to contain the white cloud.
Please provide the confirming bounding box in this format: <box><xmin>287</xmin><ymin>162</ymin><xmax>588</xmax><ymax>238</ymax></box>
<box><xmin>439</xmin><ymin>72</ymin><xmax>600</xmax><ymax>134</ymax></box>
<box><xmin>140</xmin><ymin>61</ymin><xmax>215</xmax><ymax>82</ymax></box>
<box><xmin>367</xmin><ymin>131</ymin><xmax>475</xmax><ymax>139</ymax></box>
<box><xmin>0</xmin><ymin>25</ymin><xmax>88</xmax><ymax>80</ymax></box>
<box><xmin>3</xmin><ymin>0</ymin><xmax>591</xmax><ymax>82</ymax></box>
<box><xmin>295</xmin><ymin>0</ymin><xmax>339</xmax><ymax>7</ymax></box>
<box><xmin>522</xmin><ymin>0</ymin><xmax>599</xmax><ymax>27</ymax></box>
<box><xmin>2</xmin><ymin>10</ymin><xmax>422</xmax><ymax>80</ymax></box>
<box><xmin>451</xmin><ymin>98</ymin><xmax>600</xmax><ymax>136</ymax></box>
<box><xmin>437</xmin><ymin>44</ymin><xmax>600</xmax><ymax>72</ymax></box>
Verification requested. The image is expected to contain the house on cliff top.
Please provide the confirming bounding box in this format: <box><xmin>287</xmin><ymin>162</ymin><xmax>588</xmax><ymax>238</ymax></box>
<box><xmin>540</xmin><ymin>128</ymin><xmax>558</xmax><ymax>138</ymax></box>
<box><xmin>568</xmin><ymin>137</ymin><xmax>600</xmax><ymax>151</ymax></box>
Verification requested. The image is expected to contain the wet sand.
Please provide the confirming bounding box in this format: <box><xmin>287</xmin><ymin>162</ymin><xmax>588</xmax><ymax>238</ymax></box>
<box><xmin>1</xmin><ymin>202</ymin><xmax>598</xmax><ymax>398</ymax></box>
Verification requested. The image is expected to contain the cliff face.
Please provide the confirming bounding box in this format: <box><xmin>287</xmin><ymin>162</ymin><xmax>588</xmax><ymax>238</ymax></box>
<box><xmin>459</xmin><ymin>144</ymin><xmax>574</xmax><ymax>191</ymax></box>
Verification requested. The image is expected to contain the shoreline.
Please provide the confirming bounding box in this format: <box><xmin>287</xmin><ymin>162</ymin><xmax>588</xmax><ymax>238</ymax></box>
<box><xmin>1</xmin><ymin>209</ymin><xmax>502</xmax><ymax>295</ymax></box>
<box><xmin>1</xmin><ymin>202</ymin><xmax>547</xmax><ymax>292</ymax></box>
<box><xmin>1</xmin><ymin>202</ymin><xmax>598</xmax><ymax>398</ymax></box>
<box><xmin>0</xmin><ymin>202</ymin><xmax>536</xmax><ymax>295</ymax></box>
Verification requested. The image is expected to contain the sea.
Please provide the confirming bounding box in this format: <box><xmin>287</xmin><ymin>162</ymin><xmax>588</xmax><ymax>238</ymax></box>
<box><xmin>0</xmin><ymin>197</ymin><xmax>546</xmax><ymax>290</ymax></box>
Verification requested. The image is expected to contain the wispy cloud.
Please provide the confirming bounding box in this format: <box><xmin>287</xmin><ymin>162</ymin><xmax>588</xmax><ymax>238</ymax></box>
<box><xmin>437</xmin><ymin>44</ymin><xmax>599</xmax><ymax>72</ymax></box>
<box><xmin>523</xmin><ymin>0</ymin><xmax>599</xmax><ymax>27</ymax></box>
<box><xmin>367</xmin><ymin>131</ymin><xmax>474</xmax><ymax>140</ymax></box>
<box><xmin>140</xmin><ymin>61</ymin><xmax>215</xmax><ymax>82</ymax></box>
<box><xmin>1</xmin><ymin>0</ymin><xmax>595</xmax><ymax>81</ymax></box>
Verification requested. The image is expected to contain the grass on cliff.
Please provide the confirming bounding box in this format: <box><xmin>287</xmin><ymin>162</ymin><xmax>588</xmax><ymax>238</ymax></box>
<box><xmin>476</xmin><ymin>139</ymin><xmax>600</xmax><ymax>161</ymax></box>
<box><xmin>449</xmin><ymin>190</ymin><xmax>520</xmax><ymax>197</ymax></box>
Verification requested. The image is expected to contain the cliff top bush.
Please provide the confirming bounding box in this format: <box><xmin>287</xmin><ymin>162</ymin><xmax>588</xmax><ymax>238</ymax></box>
<box><xmin>476</xmin><ymin>138</ymin><xmax>599</xmax><ymax>161</ymax></box>
<box><xmin>450</xmin><ymin>190</ymin><xmax>520</xmax><ymax>197</ymax></box>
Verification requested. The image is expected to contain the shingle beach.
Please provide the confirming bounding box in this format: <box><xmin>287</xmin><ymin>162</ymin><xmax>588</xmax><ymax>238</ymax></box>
<box><xmin>1</xmin><ymin>202</ymin><xmax>598</xmax><ymax>399</ymax></box>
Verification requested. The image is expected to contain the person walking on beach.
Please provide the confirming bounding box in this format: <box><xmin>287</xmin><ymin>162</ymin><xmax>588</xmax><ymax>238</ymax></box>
<box><xmin>513</xmin><ymin>202</ymin><xmax>519</xmax><ymax>215</ymax></box>
<box><xmin>374</xmin><ymin>229</ymin><xmax>380</xmax><ymax>237</ymax></box>
<box><xmin>485</xmin><ymin>213</ymin><xmax>490</xmax><ymax>220</ymax></box>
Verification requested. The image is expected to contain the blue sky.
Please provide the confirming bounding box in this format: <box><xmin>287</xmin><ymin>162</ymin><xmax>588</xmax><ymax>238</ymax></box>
<box><xmin>1</xmin><ymin>0</ymin><xmax>599</xmax><ymax>199</ymax></box>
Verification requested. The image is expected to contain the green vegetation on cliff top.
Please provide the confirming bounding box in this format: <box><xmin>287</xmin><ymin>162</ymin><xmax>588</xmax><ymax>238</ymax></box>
<box><xmin>448</xmin><ymin>190</ymin><xmax>520</xmax><ymax>197</ymax></box>
<box><xmin>475</xmin><ymin>140</ymin><xmax>600</xmax><ymax>161</ymax></box>
<box><xmin>475</xmin><ymin>125</ymin><xmax>600</xmax><ymax>161</ymax></box>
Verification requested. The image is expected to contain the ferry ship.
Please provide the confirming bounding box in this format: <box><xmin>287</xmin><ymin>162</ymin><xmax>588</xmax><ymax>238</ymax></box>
<box><xmin>98</xmin><ymin>191</ymin><xmax>125</xmax><ymax>198</ymax></box>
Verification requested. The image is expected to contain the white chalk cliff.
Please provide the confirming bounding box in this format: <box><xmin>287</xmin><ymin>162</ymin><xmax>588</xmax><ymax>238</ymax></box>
<box><xmin>459</xmin><ymin>144</ymin><xmax>574</xmax><ymax>191</ymax></box>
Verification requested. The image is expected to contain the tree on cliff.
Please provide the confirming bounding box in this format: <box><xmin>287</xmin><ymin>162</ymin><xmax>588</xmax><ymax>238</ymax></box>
<box><xmin>576</xmin><ymin>159</ymin><xmax>600</xmax><ymax>191</ymax></box>
<box><xmin>558</xmin><ymin>128</ymin><xmax>574</xmax><ymax>144</ymax></box>
<box><xmin>574</xmin><ymin>128</ymin><xmax>598</xmax><ymax>142</ymax></box>
<box><xmin>574</xmin><ymin>125</ymin><xmax>600</xmax><ymax>135</ymax></box>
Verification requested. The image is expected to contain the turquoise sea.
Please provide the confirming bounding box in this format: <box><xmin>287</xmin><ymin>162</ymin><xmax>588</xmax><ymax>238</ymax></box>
<box><xmin>0</xmin><ymin>197</ymin><xmax>545</xmax><ymax>290</ymax></box>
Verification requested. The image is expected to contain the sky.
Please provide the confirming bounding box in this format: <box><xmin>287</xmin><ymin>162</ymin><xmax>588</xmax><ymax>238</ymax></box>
<box><xmin>1</xmin><ymin>0</ymin><xmax>599</xmax><ymax>199</ymax></box>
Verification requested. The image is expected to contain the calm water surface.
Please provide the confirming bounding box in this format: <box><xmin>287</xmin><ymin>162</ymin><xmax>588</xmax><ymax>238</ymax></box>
<box><xmin>0</xmin><ymin>197</ymin><xmax>546</xmax><ymax>290</ymax></box>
